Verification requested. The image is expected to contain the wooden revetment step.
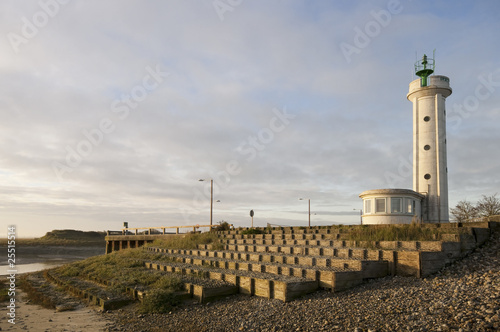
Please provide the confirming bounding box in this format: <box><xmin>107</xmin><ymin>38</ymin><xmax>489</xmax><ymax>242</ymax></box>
<box><xmin>144</xmin><ymin>260</ymin><xmax>318</xmax><ymax>302</ymax></box>
<box><xmin>145</xmin><ymin>246</ymin><xmax>389</xmax><ymax>301</ymax></box>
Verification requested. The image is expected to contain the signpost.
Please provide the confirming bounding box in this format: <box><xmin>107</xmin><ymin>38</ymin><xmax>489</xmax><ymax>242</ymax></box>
<box><xmin>250</xmin><ymin>210</ymin><xmax>254</xmax><ymax>228</ymax></box>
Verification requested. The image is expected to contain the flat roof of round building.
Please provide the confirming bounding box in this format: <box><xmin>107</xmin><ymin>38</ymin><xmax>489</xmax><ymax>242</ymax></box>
<box><xmin>359</xmin><ymin>188</ymin><xmax>425</xmax><ymax>199</ymax></box>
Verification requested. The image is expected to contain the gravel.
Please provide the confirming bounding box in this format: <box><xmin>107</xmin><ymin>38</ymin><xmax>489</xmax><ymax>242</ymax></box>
<box><xmin>104</xmin><ymin>230</ymin><xmax>500</xmax><ymax>331</ymax></box>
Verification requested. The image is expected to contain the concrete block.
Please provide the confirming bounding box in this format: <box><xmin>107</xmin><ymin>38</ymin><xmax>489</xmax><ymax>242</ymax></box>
<box><xmin>336</xmin><ymin>249</ymin><xmax>350</xmax><ymax>259</ymax></box>
<box><xmin>361</xmin><ymin>261</ymin><xmax>388</xmax><ymax>278</ymax></box>
<box><xmin>254</xmin><ymin>278</ymin><xmax>272</xmax><ymax>299</ymax></box>
<box><xmin>275</xmin><ymin>280</ymin><xmax>318</xmax><ymax>302</ymax></box>
<box><xmin>400</xmin><ymin>241</ymin><xmax>418</xmax><ymax>250</ymax></box>
<box><xmin>322</xmin><ymin>247</ymin><xmax>334</xmax><ymax>256</ymax></box>
<box><xmin>265</xmin><ymin>265</ymin><xmax>279</xmax><ymax>275</ymax></box>
<box><xmin>304</xmin><ymin>269</ymin><xmax>318</xmax><ymax>280</ymax></box>
<box><xmin>261</xmin><ymin>254</ymin><xmax>272</xmax><ymax>263</ymax></box>
<box><xmin>239</xmin><ymin>276</ymin><xmax>254</xmax><ymax>295</ymax></box>
<box><xmin>319</xmin><ymin>240</ymin><xmax>333</xmax><ymax>246</ymax></box>
<box><xmin>281</xmin><ymin>267</ymin><xmax>293</xmax><ymax>276</ymax></box>
<box><xmin>248</xmin><ymin>253</ymin><xmax>261</xmax><ymax>262</ymax></box>
<box><xmin>273</xmin><ymin>255</ymin><xmax>285</xmax><ymax>264</ymax></box>
<box><xmin>308</xmin><ymin>247</ymin><xmax>322</xmax><ymax>256</ymax></box>
<box><xmin>379</xmin><ymin>241</ymin><xmax>398</xmax><ymax>249</ymax></box>
<box><xmin>395</xmin><ymin>251</ymin><xmax>420</xmax><ymax>277</ymax></box>
<box><xmin>297</xmin><ymin>256</ymin><xmax>315</xmax><ymax>266</ymax></box>
<box><xmin>252</xmin><ymin>264</ymin><xmax>264</xmax><ymax>273</ymax></box>
<box><xmin>238</xmin><ymin>262</ymin><xmax>251</xmax><ymax>271</ymax></box>
<box><xmin>292</xmin><ymin>267</ymin><xmax>305</xmax><ymax>278</ymax></box>
<box><xmin>473</xmin><ymin>227</ymin><xmax>491</xmax><ymax>246</ymax></box>
<box><xmin>332</xmin><ymin>271</ymin><xmax>363</xmax><ymax>292</ymax></box>
<box><xmin>315</xmin><ymin>257</ymin><xmax>330</xmax><ymax>267</ymax></box>
<box><xmin>268</xmin><ymin>245</ymin><xmax>280</xmax><ymax>253</ymax></box>
<box><xmin>319</xmin><ymin>270</ymin><xmax>334</xmax><ymax>289</ymax></box>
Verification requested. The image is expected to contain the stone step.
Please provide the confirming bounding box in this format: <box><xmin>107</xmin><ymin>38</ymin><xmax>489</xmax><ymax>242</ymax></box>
<box><xmin>146</xmin><ymin>247</ymin><xmax>389</xmax><ymax>284</ymax></box>
<box><xmin>216</xmin><ymin>238</ymin><xmax>459</xmax><ymax>251</ymax></box>
<box><xmin>202</xmin><ymin>243</ymin><xmax>394</xmax><ymax>259</ymax></box>
<box><xmin>148</xmin><ymin>247</ymin><xmax>384</xmax><ymax>270</ymax></box>
<box><xmin>144</xmin><ymin>261</ymin><xmax>318</xmax><ymax>302</ymax></box>
<box><xmin>219</xmin><ymin>233</ymin><xmax>340</xmax><ymax>241</ymax></box>
<box><xmin>45</xmin><ymin>271</ymin><xmax>133</xmax><ymax>311</ymax></box>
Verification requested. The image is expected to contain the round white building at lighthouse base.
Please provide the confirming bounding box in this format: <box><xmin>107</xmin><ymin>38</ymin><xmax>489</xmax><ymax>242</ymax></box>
<box><xmin>359</xmin><ymin>189</ymin><xmax>424</xmax><ymax>225</ymax></box>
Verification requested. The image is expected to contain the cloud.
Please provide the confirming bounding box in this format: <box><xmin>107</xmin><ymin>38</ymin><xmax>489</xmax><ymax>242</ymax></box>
<box><xmin>1</xmin><ymin>0</ymin><xmax>499</xmax><ymax>236</ymax></box>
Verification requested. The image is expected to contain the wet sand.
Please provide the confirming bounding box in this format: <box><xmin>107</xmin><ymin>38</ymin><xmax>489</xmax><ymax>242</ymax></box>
<box><xmin>0</xmin><ymin>290</ymin><xmax>114</xmax><ymax>332</ymax></box>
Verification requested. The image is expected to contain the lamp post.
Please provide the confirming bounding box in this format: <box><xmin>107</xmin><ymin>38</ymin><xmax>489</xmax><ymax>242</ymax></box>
<box><xmin>299</xmin><ymin>198</ymin><xmax>311</xmax><ymax>227</ymax></box>
<box><xmin>353</xmin><ymin>208</ymin><xmax>362</xmax><ymax>225</ymax></box>
<box><xmin>199</xmin><ymin>179</ymin><xmax>213</xmax><ymax>226</ymax></box>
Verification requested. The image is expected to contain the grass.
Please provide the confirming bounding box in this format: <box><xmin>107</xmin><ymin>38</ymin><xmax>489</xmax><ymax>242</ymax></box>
<box><xmin>345</xmin><ymin>223</ymin><xmax>461</xmax><ymax>242</ymax></box>
<box><xmin>18</xmin><ymin>275</ymin><xmax>57</xmax><ymax>309</ymax></box>
<box><xmin>147</xmin><ymin>232</ymin><xmax>224</xmax><ymax>250</ymax></box>
<box><xmin>241</xmin><ymin>228</ymin><xmax>265</xmax><ymax>235</ymax></box>
<box><xmin>0</xmin><ymin>279</ymin><xmax>9</xmax><ymax>302</ymax></box>
<box><xmin>53</xmin><ymin>248</ymin><xmax>186</xmax><ymax>312</ymax></box>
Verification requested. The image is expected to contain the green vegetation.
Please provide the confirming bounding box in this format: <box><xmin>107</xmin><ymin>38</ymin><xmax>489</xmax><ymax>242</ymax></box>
<box><xmin>346</xmin><ymin>224</ymin><xmax>461</xmax><ymax>242</ymax></box>
<box><xmin>56</xmin><ymin>249</ymin><xmax>173</xmax><ymax>291</ymax></box>
<box><xmin>241</xmin><ymin>228</ymin><xmax>265</xmax><ymax>235</ymax></box>
<box><xmin>0</xmin><ymin>279</ymin><xmax>9</xmax><ymax>302</ymax></box>
<box><xmin>139</xmin><ymin>289</ymin><xmax>181</xmax><ymax>314</ymax></box>
<box><xmin>53</xmin><ymin>248</ymin><xmax>185</xmax><ymax>312</ymax></box>
<box><xmin>18</xmin><ymin>275</ymin><xmax>57</xmax><ymax>309</ymax></box>
<box><xmin>0</xmin><ymin>229</ymin><xmax>106</xmax><ymax>246</ymax></box>
<box><xmin>214</xmin><ymin>221</ymin><xmax>231</xmax><ymax>232</ymax></box>
<box><xmin>147</xmin><ymin>232</ymin><xmax>224</xmax><ymax>250</ymax></box>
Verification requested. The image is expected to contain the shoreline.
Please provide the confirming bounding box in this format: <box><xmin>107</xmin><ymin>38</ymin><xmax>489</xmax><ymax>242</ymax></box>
<box><xmin>0</xmin><ymin>290</ymin><xmax>115</xmax><ymax>331</ymax></box>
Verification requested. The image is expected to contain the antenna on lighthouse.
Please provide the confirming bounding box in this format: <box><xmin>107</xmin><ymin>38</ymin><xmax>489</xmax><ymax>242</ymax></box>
<box><xmin>414</xmin><ymin>50</ymin><xmax>435</xmax><ymax>87</ymax></box>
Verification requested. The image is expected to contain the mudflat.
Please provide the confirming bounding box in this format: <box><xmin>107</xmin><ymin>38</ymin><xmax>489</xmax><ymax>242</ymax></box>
<box><xmin>1</xmin><ymin>245</ymin><xmax>105</xmax><ymax>265</ymax></box>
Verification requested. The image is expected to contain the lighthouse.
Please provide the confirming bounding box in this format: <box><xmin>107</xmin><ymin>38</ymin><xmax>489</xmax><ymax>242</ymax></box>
<box><xmin>407</xmin><ymin>54</ymin><xmax>452</xmax><ymax>223</ymax></box>
<box><xmin>359</xmin><ymin>54</ymin><xmax>452</xmax><ymax>224</ymax></box>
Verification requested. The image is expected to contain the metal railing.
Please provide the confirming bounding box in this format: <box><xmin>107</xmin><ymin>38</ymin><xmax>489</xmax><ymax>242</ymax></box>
<box><xmin>107</xmin><ymin>224</ymin><xmax>232</xmax><ymax>236</ymax></box>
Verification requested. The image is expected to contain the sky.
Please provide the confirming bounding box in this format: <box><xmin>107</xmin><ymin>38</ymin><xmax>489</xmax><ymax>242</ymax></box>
<box><xmin>1</xmin><ymin>0</ymin><xmax>499</xmax><ymax>237</ymax></box>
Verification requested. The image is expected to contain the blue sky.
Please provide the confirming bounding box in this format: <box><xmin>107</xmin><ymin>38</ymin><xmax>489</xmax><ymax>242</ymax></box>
<box><xmin>1</xmin><ymin>0</ymin><xmax>499</xmax><ymax>237</ymax></box>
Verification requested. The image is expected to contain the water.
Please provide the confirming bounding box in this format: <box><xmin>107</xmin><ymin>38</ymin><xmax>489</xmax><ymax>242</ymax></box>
<box><xmin>1</xmin><ymin>261</ymin><xmax>71</xmax><ymax>276</ymax></box>
<box><xmin>1</xmin><ymin>245</ymin><xmax>104</xmax><ymax>276</ymax></box>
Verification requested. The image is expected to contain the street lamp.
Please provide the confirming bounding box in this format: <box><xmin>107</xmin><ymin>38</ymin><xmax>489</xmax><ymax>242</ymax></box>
<box><xmin>299</xmin><ymin>198</ymin><xmax>311</xmax><ymax>227</ymax></box>
<box><xmin>353</xmin><ymin>208</ymin><xmax>362</xmax><ymax>225</ymax></box>
<box><xmin>199</xmin><ymin>179</ymin><xmax>213</xmax><ymax>226</ymax></box>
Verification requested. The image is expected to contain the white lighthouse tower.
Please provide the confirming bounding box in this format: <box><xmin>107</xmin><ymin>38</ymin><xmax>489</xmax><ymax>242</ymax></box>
<box><xmin>407</xmin><ymin>54</ymin><xmax>452</xmax><ymax>223</ymax></box>
<box><xmin>359</xmin><ymin>54</ymin><xmax>452</xmax><ymax>224</ymax></box>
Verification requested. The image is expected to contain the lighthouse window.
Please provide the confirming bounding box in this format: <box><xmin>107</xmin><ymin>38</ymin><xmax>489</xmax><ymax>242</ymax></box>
<box><xmin>391</xmin><ymin>198</ymin><xmax>402</xmax><ymax>213</ymax></box>
<box><xmin>424</xmin><ymin>145</ymin><xmax>431</xmax><ymax>151</ymax></box>
<box><xmin>424</xmin><ymin>174</ymin><xmax>431</xmax><ymax>180</ymax></box>
<box><xmin>375</xmin><ymin>198</ymin><xmax>386</xmax><ymax>213</ymax></box>
<box><xmin>364</xmin><ymin>199</ymin><xmax>372</xmax><ymax>214</ymax></box>
<box><xmin>424</xmin><ymin>116</ymin><xmax>431</xmax><ymax>122</ymax></box>
<box><xmin>405</xmin><ymin>198</ymin><xmax>414</xmax><ymax>214</ymax></box>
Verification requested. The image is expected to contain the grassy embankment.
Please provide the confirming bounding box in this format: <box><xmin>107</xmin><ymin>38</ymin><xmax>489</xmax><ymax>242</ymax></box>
<box><xmin>237</xmin><ymin>223</ymin><xmax>464</xmax><ymax>242</ymax></box>
<box><xmin>344</xmin><ymin>223</ymin><xmax>465</xmax><ymax>242</ymax></box>
<box><xmin>42</xmin><ymin>232</ymin><xmax>222</xmax><ymax>313</ymax></box>
<box><xmin>0</xmin><ymin>229</ymin><xmax>106</xmax><ymax>246</ymax></box>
